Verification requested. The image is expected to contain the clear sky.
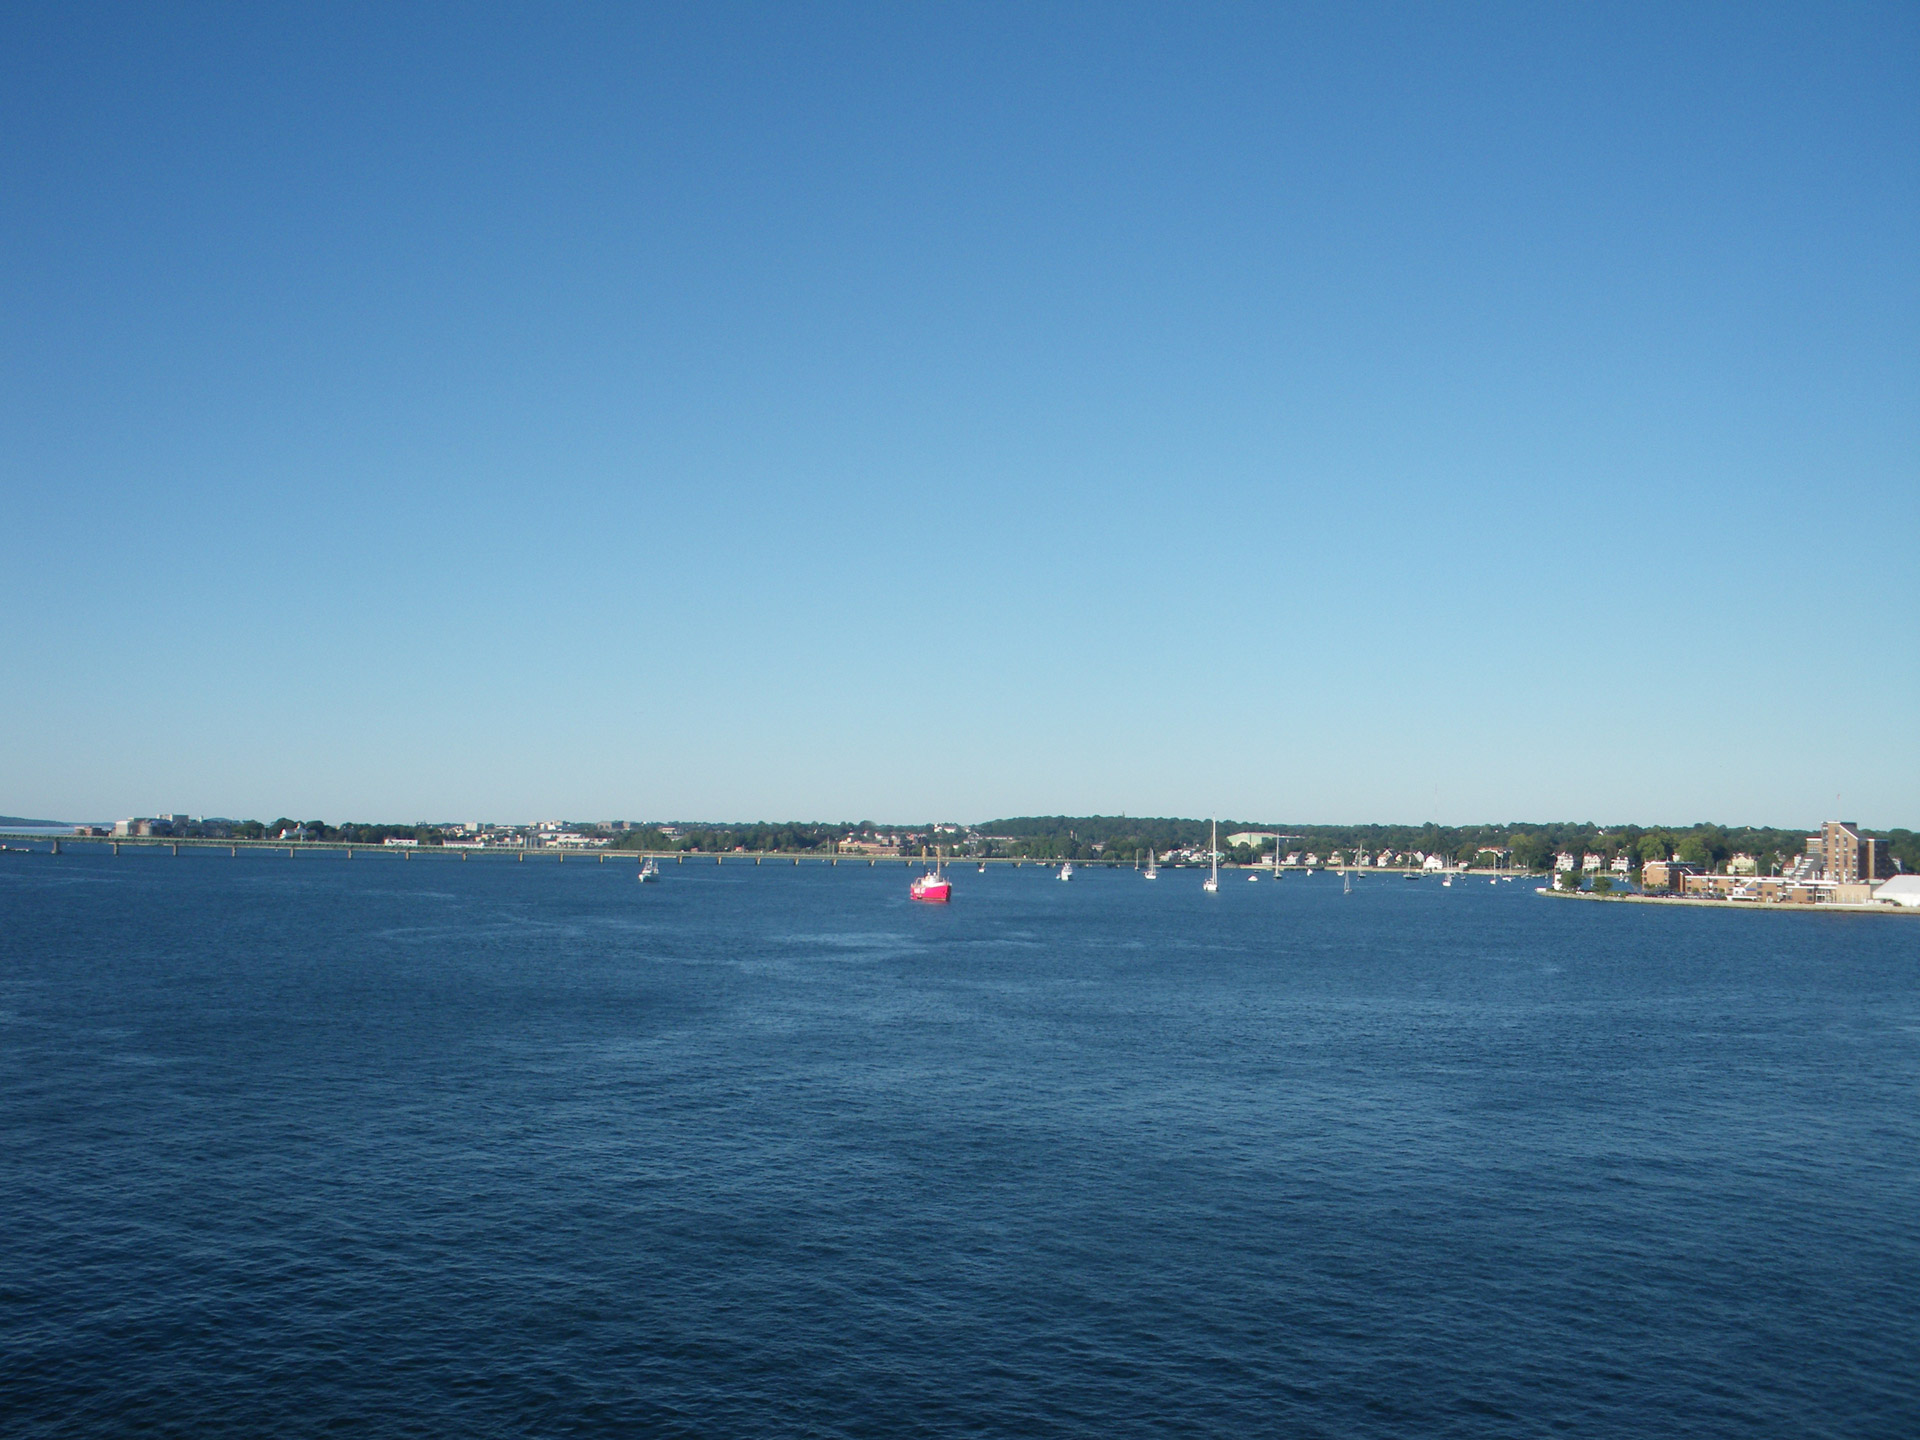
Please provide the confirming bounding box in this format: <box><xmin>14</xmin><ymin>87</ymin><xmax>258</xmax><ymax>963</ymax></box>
<box><xmin>2</xmin><ymin>3</ymin><xmax>1914</xmax><ymax>828</ymax></box>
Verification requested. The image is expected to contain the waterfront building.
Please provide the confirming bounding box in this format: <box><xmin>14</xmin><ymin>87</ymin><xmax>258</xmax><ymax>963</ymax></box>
<box><xmin>1642</xmin><ymin>860</ymin><xmax>1698</xmax><ymax>892</ymax></box>
<box><xmin>1817</xmin><ymin>822</ymin><xmax>1896</xmax><ymax>883</ymax></box>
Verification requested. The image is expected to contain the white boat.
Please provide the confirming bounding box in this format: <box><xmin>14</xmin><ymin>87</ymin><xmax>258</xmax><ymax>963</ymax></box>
<box><xmin>1203</xmin><ymin>820</ymin><xmax>1219</xmax><ymax>893</ymax></box>
<box><xmin>1248</xmin><ymin>873</ymin><xmax>1259</xmax><ymax>882</ymax></box>
<box><xmin>1058</xmin><ymin>861</ymin><xmax>1074</xmax><ymax>881</ymax></box>
<box><xmin>637</xmin><ymin>857</ymin><xmax>659</xmax><ymax>883</ymax></box>
<box><xmin>1144</xmin><ymin>848</ymin><xmax>1159</xmax><ymax>880</ymax></box>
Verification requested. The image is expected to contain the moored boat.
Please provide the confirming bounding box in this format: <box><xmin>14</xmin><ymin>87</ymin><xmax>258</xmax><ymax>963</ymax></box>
<box><xmin>910</xmin><ymin>858</ymin><xmax>952</xmax><ymax>903</ymax></box>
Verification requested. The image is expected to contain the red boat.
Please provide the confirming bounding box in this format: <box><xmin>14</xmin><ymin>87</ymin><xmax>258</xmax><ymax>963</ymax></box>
<box><xmin>910</xmin><ymin>862</ymin><xmax>952</xmax><ymax>903</ymax></box>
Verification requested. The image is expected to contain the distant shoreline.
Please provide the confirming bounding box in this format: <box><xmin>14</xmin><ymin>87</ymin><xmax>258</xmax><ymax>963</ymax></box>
<box><xmin>1535</xmin><ymin>886</ymin><xmax>1917</xmax><ymax>917</ymax></box>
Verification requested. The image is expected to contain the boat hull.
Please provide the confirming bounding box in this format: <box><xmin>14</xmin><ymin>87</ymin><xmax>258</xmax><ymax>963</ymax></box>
<box><xmin>910</xmin><ymin>878</ymin><xmax>951</xmax><ymax>903</ymax></box>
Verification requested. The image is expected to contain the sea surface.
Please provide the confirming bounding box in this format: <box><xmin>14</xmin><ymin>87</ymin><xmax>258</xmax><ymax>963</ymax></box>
<box><xmin>2</xmin><ymin>851</ymin><xmax>1916</xmax><ymax>1437</ymax></box>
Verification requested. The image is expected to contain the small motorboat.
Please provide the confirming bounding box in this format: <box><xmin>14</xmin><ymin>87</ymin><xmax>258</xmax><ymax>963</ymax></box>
<box><xmin>636</xmin><ymin>857</ymin><xmax>660</xmax><ymax>883</ymax></box>
<box><xmin>1058</xmin><ymin>862</ymin><xmax>1074</xmax><ymax>881</ymax></box>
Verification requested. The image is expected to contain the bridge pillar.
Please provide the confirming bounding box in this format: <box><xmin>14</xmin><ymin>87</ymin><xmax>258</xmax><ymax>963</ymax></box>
<box><xmin>172</xmin><ymin>843</ymin><xmax>178</xmax><ymax>856</ymax></box>
<box><xmin>345</xmin><ymin>848</ymin><xmax>351</xmax><ymax>859</ymax></box>
<box><xmin>113</xmin><ymin>842</ymin><xmax>120</xmax><ymax>855</ymax></box>
<box><xmin>519</xmin><ymin>851</ymin><xmax>524</xmax><ymax>861</ymax></box>
<box><xmin>793</xmin><ymin>857</ymin><xmax>798</xmax><ymax>866</ymax></box>
<box><xmin>755</xmin><ymin>855</ymin><xmax>760</xmax><ymax>866</ymax></box>
<box><xmin>51</xmin><ymin>839</ymin><xmax>60</xmax><ymax>855</ymax></box>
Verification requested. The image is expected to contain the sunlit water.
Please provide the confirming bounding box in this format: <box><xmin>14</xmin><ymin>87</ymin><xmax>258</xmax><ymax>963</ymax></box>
<box><xmin>3</xmin><ymin>851</ymin><xmax>1916</xmax><ymax>1437</ymax></box>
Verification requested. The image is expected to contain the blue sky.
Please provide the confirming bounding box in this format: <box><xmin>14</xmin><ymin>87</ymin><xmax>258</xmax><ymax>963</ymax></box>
<box><xmin>2</xmin><ymin>3</ymin><xmax>1914</xmax><ymax>827</ymax></box>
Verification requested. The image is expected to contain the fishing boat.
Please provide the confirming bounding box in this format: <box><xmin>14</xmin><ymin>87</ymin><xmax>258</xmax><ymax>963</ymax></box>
<box><xmin>911</xmin><ymin>853</ymin><xmax>952</xmax><ymax>903</ymax></box>
<box><xmin>1144</xmin><ymin>848</ymin><xmax>1159</xmax><ymax>880</ymax></box>
<box><xmin>1203</xmin><ymin>820</ymin><xmax>1219</xmax><ymax>893</ymax></box>
<box><xmin>636</xmin><ymin>857</ymin><xmax>660</xmax><ymax>883</ymax></box>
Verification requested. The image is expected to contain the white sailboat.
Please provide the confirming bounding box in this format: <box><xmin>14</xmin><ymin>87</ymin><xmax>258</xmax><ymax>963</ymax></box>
<box><xmin>1203</xmin><ymin>820</ymin><xmax>1219</xmax><ymax>892</ymax></box>
<box><xmin>1144</xmin><ymin>848</ymin><xmax>1159</xmax><ymax>880</ymax></box>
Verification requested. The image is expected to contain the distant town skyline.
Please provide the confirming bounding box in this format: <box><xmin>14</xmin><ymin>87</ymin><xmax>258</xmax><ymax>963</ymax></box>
<box><xmin>3</xmin><ymin>6</ymin><xmax>1913</xmax><ymax>827</ymax></box>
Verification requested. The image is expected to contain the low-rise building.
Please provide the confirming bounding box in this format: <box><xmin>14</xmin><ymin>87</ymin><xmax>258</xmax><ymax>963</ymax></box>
<box><xmin>1642</xmin><ymin>859</ymin><xmax>1698</xmax><ymax>891</ymax></box>
<box><xmin>1875</xmin><ymin>876</ymin><xmax>1920</xmax><ymax>908</ymax></box>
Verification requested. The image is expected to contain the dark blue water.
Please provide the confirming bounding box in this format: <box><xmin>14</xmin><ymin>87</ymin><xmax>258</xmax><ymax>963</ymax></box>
<box><xmin>3</xmin><ymin>852</ymin><xmax>1916</xmax><ymax>1437</ymax></box>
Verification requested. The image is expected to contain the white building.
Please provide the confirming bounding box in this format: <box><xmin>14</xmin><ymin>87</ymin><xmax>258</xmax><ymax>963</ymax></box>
<box><xmin>1554</xmin><ymin>853</ymin><xmax>1577</xmax><ymax>873</ymax></box>
<box><xmin>1874</xmin><ymin>876</ymin><xmax>1920</xmax><ymax>907</ymax></box>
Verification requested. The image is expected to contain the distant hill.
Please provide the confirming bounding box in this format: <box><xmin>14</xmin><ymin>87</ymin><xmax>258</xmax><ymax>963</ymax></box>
<box><xmin>0</xmin><ymin>815</ymin><xmax>70</xmax><ymax>827</ymax></box>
